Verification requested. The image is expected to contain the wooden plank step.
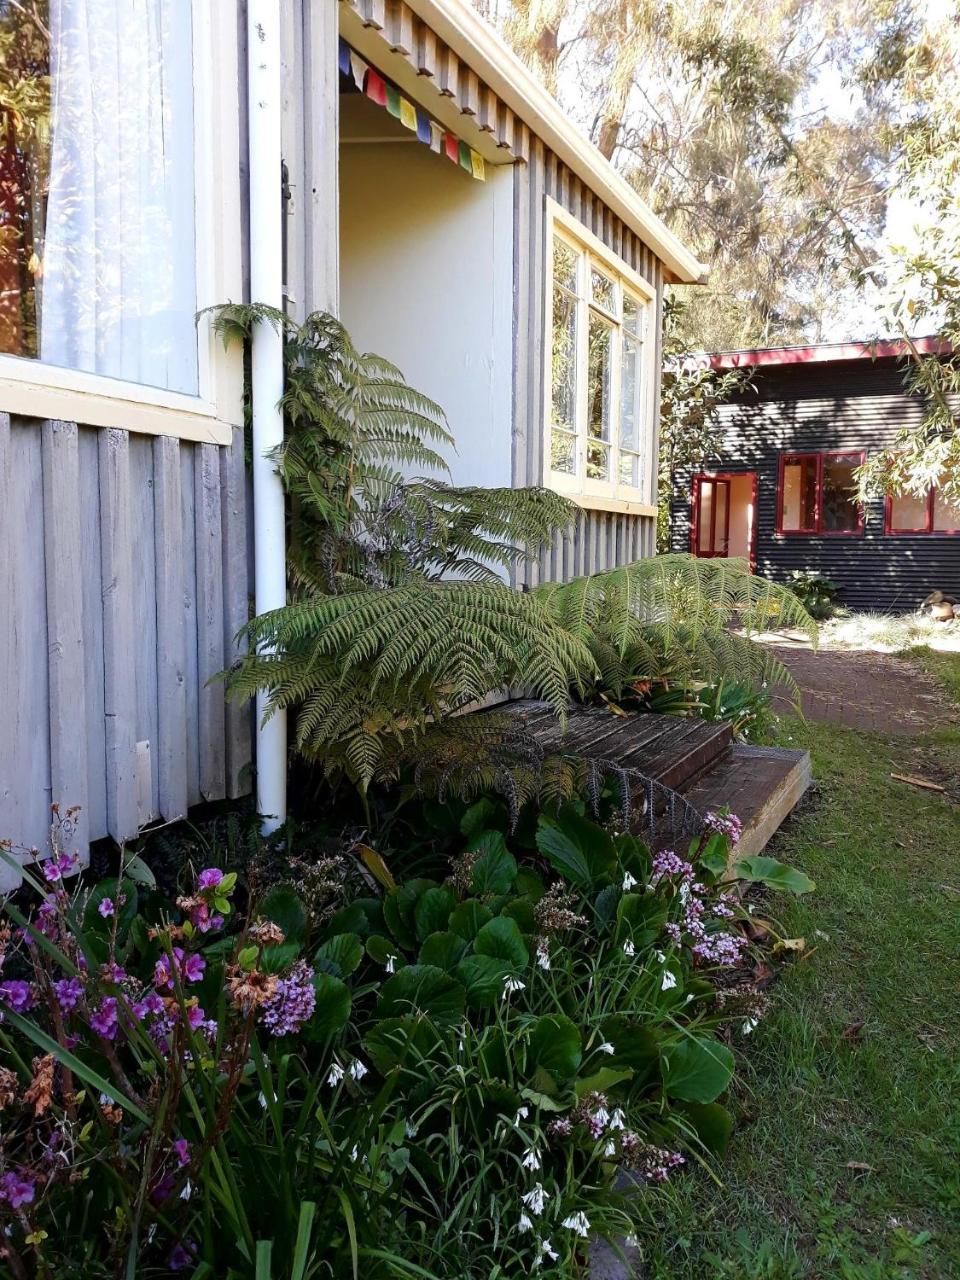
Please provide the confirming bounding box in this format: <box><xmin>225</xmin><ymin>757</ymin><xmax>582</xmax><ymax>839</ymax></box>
<box><xmin>496</xmin><ymin>702</ymin><xmax>732</xmax><ymax>793</ymax></box>
<box><xmin>681</xmin><ymin>744</ymin><xmax>812</xmax><ymax>857</ymax></box>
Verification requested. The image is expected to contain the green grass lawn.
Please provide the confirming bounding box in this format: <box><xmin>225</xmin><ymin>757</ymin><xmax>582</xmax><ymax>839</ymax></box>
<box><xmin>643</xmin><ymin>683</ymin><xmax>960</xmax><ymax>1278</ymax></box>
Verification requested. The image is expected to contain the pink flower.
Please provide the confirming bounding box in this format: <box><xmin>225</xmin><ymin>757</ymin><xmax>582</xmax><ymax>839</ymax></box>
<box><xmin>197</xmin><ymin>867</ymin><xmax>223</xmax><ymax>889</ymax></box>
<box><xmin>53</xmin><ymin>977</ymin><xmax>84</xmax><ymax>1013</ymax></box>
<box><xmin>40</xmin><ymin>851</ymin><xmax>78</xmax><ymax>883</ymax></box>
<box><xmin>0</xmin><ymin>979</ymin><xmax>34</xmax><ymax>1013</ymax></box>
<box><xmin>0</xmin><ymin>1170</ymin><xmax>35</xmax><ymax>1208</ymax></box>
<box><xmin>172</xmin><ymin>1138</ymin><xmax>191</xmax><ymax>1167</ymax></box>
<box><xmin>168</xmin><ymin>1240</ymin><xmax>196</xmax><ymax>1271</ymax></box>
<box><xmin>98</xmin><ymin>898</ymin><xmax>115</xmax><ymax>918</ymax></box>
<box><xmin>90</xmin><ymin>997</ymin><xmax>118</xmax><ymax>1040</ymax></box>
<box><xmin>154</xmin><ymin>948</ymin><xmax>206</xmax><ymax>990</ymax></box>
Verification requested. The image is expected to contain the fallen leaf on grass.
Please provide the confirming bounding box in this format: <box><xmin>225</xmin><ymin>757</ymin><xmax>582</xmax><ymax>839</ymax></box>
<box><xmin>772</xmin><ymin>937</ymin><xmax>806</xmax><ymax>956</ymax></box>
<box><xmin>841</xmin><ymin>1019</ymin><xmax>865</xmax><ymax>1040</ymax></box>
<box><xmin>890</xmin><ymin>773</ymin><xmax>946</xmax><ymax>792</ymax></box>
<box><xmin>845</xmin><ymin>1161</ymin><xmax>875</xmax><ymax>1172</ymax></box>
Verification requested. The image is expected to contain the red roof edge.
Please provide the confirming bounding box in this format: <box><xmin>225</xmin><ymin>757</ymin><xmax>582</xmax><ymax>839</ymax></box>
<box><xmin>695</xmin><ymin>335</ymin><xmax>950</xmax><ymax>371</ymax></box>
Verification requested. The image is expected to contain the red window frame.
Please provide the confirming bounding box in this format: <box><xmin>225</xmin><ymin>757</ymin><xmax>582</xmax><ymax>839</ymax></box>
<box><xmin>776</xmin><ymin>450</ymin><xmax>865</xmax><ymax>536</ymax></box>
<box><xmin>884</xmin><ymin>487</ymin><xmax>960</xmax><ymax>536</ymax></box>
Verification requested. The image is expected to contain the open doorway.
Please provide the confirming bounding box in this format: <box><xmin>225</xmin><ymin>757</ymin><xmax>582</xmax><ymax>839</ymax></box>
<box><xmin>691</xmin><ymin>472</ymin><xmax>757</xmax><ymax>569</ymax></box>
<box><xmin>336</xmin><ymin>61</ymin><xmax>515</xmax><ymax>490</ymax></box>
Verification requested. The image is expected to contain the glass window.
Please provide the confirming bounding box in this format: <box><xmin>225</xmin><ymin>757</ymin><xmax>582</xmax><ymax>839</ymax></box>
<box><xmin>0</xmin><ymin>0</ymin><xmax>198</xmax><ymax>394</ymax></box>
<box><xmin>547</xmin><ymin>226</ymin><xmax>652</xmax><ymax>498</ymax></box>
<box><xmin>780</xmin><ymin>457</ymin><xmax>818</xmax><ymax>532</ymax></box>
<box><xmin>820</xmin><ymin>455</ymin><xmax>861</xmax><ymax>532</ymax></box>
<box><xmin>889</xmin><ymin>491</ymin><xmax>930</xmax><ymax>532</ymax></box>
<box><xmin>933</xmin><ymin>490</ymin><xmax>960</xmax><ymax>532</ymax></box>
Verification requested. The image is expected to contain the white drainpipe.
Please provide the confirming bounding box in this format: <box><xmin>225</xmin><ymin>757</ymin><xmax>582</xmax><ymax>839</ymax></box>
<box><xmin>247</xmin><ymin>1</ymin><xmax>287</xmax><ymax>833</ymax></box>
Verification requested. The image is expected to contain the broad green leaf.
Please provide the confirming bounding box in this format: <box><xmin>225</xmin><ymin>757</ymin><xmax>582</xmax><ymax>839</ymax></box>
<box><xmin>308</xmin><ymin>973</ymin><xmax>352</xmax><ymax>1039</ymax></box>
<box><xmin>473</xmin><ymin>917</ymin><xmax>528</xmax><ymax>969</ymax></box>
<box><xmin>414</xmin><ymin>887</ymin><xmax>455</xmax><ymax>941</ymax></box>
<box><xmin>454</xmin><ymin>954</ymin><xmax>512</xmax><ymax>1008</ymax></box>
<box><xmin>314</xmin><ymin>933</ymin><xmax>364</xmax><ymax>978</ymax></box>
<box><xmin>500</xmin><ymin>897</ymin><xmax>536</xmax><ymax>934</ymax></box>
<box><xmin>676</xmin><ymin>1100</ymin><xmax>734</xmax><ymax>1157</ymax></box>
<box><xmin>122</xmin><ymin>854</ymin><xmax>157</xmax><ymax>890</ymax></box>
<box><xmin>83</xmin><ymin>878</ymin><xmax>138</xmax><ymax>938</ymax></box>
<box><xmin>383</xmin><ymin>886</ymin><xmax>419</xmax><ymax>950</ymax></box>
<box><xmin>418</xmin><ymin>931</ymin><xmax>468</xmax><ymax>971</ymax></box>
<box><xmin>376</xmin><ymin>964</ymin><xmax>466</xmax><ymax>1027</ymax></box>
<box><xmin>468</xmin><ymin>831</ymin><xmax>518</xmax><ymax>896</ymax></box>
<box><xmin>363</xmin><ymin>1015</ymin><xmax>443</xmax><ymax>1074</ymax></box>
<box><xmin>734</xmin><ymin>855</ymin><xmax>815</xmax><ymax>895</ymax></box>
<box><xmin>366</xmin><ymin>934</ymin><xmax>402</xmax><ymax>967</ymax></box>
<box><xmin>460</xmin><ymin>798</ymin><xmax>499</xmax><ymax>838</ymax></box>
<box><xmin>600</xmin><ymin>1017</ymin><xmax>660</xmax><ymax>1084</ymax></box>
<box><xmin>616</xmin><ymin>892</ymin><xmax>669</xmax><ymax>946</ymax></box>
<box><xmin>661</xmin><ymin>1035</ymin><xmax>734</xmax><ymax>1103</ymax></box>
<box><xmin>536</xmin><ymin>807</ymin><xmax>616</xmax><ymax>887</ymax></box>
<box><xmin>574</xmin><ymin>1066</ymin><xmax>634</xmax><ymax>1097</ymax></box>
<box><xmin>449</xmin><ymin>900</ymin><xmax>492</xmax><ymax>941</ymax></box>
<box><xmin>261</xmin><ymin>942</ymin><xmax>301</xmax><ymax>974</ymax></box>
<box><xmin>528</xmin><ymin>1014</ymin><xmax>582</xmax><ymax>1081</ymax></box>
<box><xmin>258</xmin><ymin>884</ymin><xmax>307</xmax><ymax>942</ymax></box>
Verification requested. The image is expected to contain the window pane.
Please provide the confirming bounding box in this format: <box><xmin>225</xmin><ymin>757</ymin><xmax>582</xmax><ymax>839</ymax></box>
<box><xmin>586</xmin><ymin>440</ymin><xmax>609</xmax><ymax>480</ymax></box>
<box><xmin>889</xmin><ymin>491</ymin><xmax>930</xmax><ymax>532</ymax></box>
<box><xmin>0</xmin><ymin>0</ymin><xmax>198</xmax><ymax>393</ymax></box>
<box><xmin>587</xmin><ymin>312</ymin><xmax>612</xmax><ymax>444</ymax></box>
<box><xmin>552</xmin><ymin>237</ymin><xmax>578</xmax><ymax>292</ymax></box>
<box><xmin>620</xmin><ymin>331</ymin><xmax>640</xmax><ymax>452</ymax></box>
<box><xmin>619</xmin><ymin>450</ymin><xmax>641</xmax><ymax>487</ymax></box>
<box><xmin>933</xmin><ymin>488</ymin><xmax>960</xmax><ymax>532</ymax></box>
<box><xmin>550</xmin><ymin>429</ymin><xmax>576</xmax><ymax>475</ymax></box>
<box><xmin>821</xmin><ymin>456</ymin><xmax>861</xmax><ymax>532</ymax></box>
<box><xmin>623</xmin><ymin>292</ymin><xmax>641</xmax><ymax>333</ymax></box>
<box><xmin>698</xmin><ymin>482</ymin><xmax>714</xmax><ymax>553</ymax></box>
<box><xmin>590</xmin><ymin>265</ymin><xmax>615</xmax><ymax>311</ymax></box>
<box><xmin>551</xmin><ymin>285</ymin><xmax>578</xmax><ymax>437</ymax></box>
<box><xmin>781</xmin><ymin>457</ymin><xmax>818</xmax><ymax>532</ymax></box>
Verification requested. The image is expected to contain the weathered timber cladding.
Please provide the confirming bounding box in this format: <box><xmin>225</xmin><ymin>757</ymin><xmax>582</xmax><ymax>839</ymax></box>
<box><xmin>512</xmin><ymin>124</ymin><xmax>662</xmax><ymax>582</ymax></box>
<box><xmin>0</xmin><ymin>416</ymin><xmax>252</xmax><ymax>890</ymax></box>
<box><xmin>670</xmin><ymin>359</ymin><xmax>960</xmax><ymax>611</ymax></box>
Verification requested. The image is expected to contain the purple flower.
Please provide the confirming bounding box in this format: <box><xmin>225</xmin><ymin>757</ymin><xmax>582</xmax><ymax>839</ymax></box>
<box><xmin>98</xmin><ymin>898</ymin><xmax>115</xmax><ymax>918</ymax></box>
<box><xmin>260</xmin><ymin>962</ymin><xmax>317</xmax><ymax>1037</ymax></box>
<box><xmin>651</xmin><ymin>850</ymin><xmax>694</xmax><ymax>885</ymax></box>
<box><xmin>54</xmin><ymin>976</ymin><xmax>84</xmax><ymax>1013</ymax></box>
<box><xmin>168</xmin><ymin>1240</ymin><xmax>196</xmax><ymax>1271</ymax></box>
<box><xmin>172</xmin><ymin>1138</ymin><xmax>191</xmax><ymax>1167</ymax></box>
<box><xmin>0</xmin><ymin>1170</ymin><xmax>35</xmax><ymax>1208</ymax></box>
<box><xmin>197</xmin><ymin>867</ymin><xmax>224</xmax><ymax>890</ymax></box>
<box><xmin>90</xmin><ymin>997</ymin><xmax>118</xmax><ymax>1040</ymax></box>
<box><xmin>34</xmin><ymin>897</ymin><xmax>60</xmax><ymax>940</ymax></box>
<box><xmin>131</xmin><ymin>992</ymin><xmax>165</xmax><ymax>1022</ymax></box>
<box><xmin>41</xmin><ymin>851</ymin><xmax>78</xmax><ymax>883</ymax></box>
<box><xmin>0</xmin><ymin>979</ymin><xmax>34</xmax><ymax>1013</ymax></box>
<box><xmin>154</xmin><ymin>947</ymin><xmax>206</xmax><ymax>990</ymax></box>
<box><xmin>692</xmin><ymin>931</ymin><xmax>746</xmax><ymax>966</ymax></box>
<box><xmin>705</xmin><ymin>810</ymin><xmax>743</xmax><ymax>845</ymax></box>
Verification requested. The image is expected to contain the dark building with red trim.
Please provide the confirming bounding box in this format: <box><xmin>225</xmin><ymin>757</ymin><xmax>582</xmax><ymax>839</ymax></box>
<box><xmin>669</xmin><ymin>338</ymin><xmax>959</xmax><ymax>612</ymax></box>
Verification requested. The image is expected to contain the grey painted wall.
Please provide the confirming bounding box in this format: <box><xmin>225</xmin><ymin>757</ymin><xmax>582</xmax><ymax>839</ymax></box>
<box><xmin>0</xmin><ymin>416</ymin><xmax>252</xmax><ymax>890</ymax></box>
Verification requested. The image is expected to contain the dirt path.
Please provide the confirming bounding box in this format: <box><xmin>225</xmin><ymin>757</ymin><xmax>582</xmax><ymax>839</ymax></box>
<box><xmin>767</xmin><ymin>641</ymin><xmax>956</xmax><ymax>735</ymax></box>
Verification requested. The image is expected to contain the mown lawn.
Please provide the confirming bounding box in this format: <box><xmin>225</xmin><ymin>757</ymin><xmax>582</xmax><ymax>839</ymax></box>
<box><xmin>643</xmin><ymin>674</ymin><xmax>960</xmax><ymax>1279</ymax></box>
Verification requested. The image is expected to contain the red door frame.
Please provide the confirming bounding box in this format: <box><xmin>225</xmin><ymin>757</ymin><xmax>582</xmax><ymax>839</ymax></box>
<box><xmin>690</xmin><ymin>472</ymin><xmax>758</xmax><ymax>572</ymax></box>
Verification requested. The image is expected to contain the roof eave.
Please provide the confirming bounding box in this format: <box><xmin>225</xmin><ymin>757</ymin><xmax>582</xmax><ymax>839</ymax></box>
<box><xmin>406</xmin><ymin>0</ymin><xmax>708</xmax><ymax>285</ymax></box>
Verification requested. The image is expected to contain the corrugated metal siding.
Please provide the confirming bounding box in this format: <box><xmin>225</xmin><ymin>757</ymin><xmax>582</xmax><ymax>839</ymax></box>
<box><xmin>0</xmin><ymin>416</ymin><xmax>253</xmax><ymax>889</ymax></box>
<box><xmin>670</xmin><ymin>360</ymin><xmax>960</xmax><ymax>611</ymax></box>
<box><xmin>512</xmin><ymin>125</ymin><xmax>663</xmax><ymax>583</ymax></box>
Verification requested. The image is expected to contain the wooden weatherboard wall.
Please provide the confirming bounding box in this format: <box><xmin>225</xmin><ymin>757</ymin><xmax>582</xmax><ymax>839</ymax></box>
<box><xmin>0</xmin><ymin>415</ymin><xmax>252</xmax><ymax>890</ymax></box>
<box><xmin>670</xmin><ymin>358</ymin><xmax>960</xmax><ymax>611</ymax></box>
<box><xmin>512</xmin><ymin>127</ymin><xmax>663</xmax><ymax>584</ymax></box>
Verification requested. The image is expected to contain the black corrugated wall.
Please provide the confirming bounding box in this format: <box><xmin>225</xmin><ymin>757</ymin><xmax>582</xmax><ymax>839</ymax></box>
<box><xmin>670</xmin><ymin>358</ymin><xmax>960</xmax><ymax>612</ymax></box>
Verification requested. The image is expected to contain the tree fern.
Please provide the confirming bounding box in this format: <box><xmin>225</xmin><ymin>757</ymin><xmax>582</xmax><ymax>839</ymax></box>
<box><xmin>216</xmin><ymin>307</ymin><xmax>813</xmax><ymax>793</ymax></box>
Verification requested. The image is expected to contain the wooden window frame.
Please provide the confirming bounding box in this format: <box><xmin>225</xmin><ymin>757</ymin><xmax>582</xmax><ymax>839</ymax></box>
<box><xmin>543</xmin><ymin>198</ymin><xmax>658</xmax><ymax>517</ymax></box>
<box><xmin>0</xmin><ymin>4</ymin><xmax>243</xmax><ymax>445</ymax></box>
<box><xmin>776</xmin><ymin>450</ymin><xmax>865</xmax><ymax>537</ymax></box>
<box><xmin>884</xmin><ymin>487</ymin><xmax>960</xmax><ymax>536</ymax></box>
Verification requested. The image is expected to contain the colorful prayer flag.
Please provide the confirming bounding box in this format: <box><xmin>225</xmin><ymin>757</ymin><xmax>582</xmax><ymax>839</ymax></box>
<box><xmin>429</xmin><ymin>121</ymin><xmax>444</xmax><ymax>152</ymax></box>
<box><xmin>470</xmin><ymin>150</ymin><xmax>485</xmax><ymax>181</ymax></box>
<box><xmin>365</xmin><ymin>67</ymin><xmax>387</xmax><ymax>107</ymax></box>
<box><xmin>399</xmin><ymin>97</ymin><xmax>418</xmax><ymax>132</ymax></box>
<box><xmin>444</xmin><ymin>132</ymin><xmax>459</xmax><ymax>163</ymax></box>
<box><xmin>385</xmin><ymin>83</ymin><xmax>401</xmax><ymax>118</ymax></box>
<box><xmin>349</xmin><ymin>51</ymin><xmax>368</xmax><ymax>93</ymax></box>
<box><xmin>458</xmin><ymin>140</ymin><xmax>472</xmax><ymax>172</ymax></box>
<box><xmin>338</xmin><ymin>42</ymin><xmax>350</xmax><ymax>76</ymax></box>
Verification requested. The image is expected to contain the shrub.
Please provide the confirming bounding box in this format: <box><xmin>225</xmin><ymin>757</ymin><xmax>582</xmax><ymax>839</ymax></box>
<box><xmin>785</xmin><ymin>569</ymin><xmax>841</xmax><ymax>620</ymax></box>
<box><xmin>0</xmin><ymin>803</ymin><xmax>813</xmax><ymax>1278</ymax></box>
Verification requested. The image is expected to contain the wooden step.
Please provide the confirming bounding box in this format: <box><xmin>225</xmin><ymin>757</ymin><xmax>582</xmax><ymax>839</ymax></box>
<box><xmin>680</xmin><ymin>744</ymin><xmax>812</xmax><ymax>857</ymax></box>
<box><xmin>499</xmin><ymin>701</ymin><xmax>732</xmax><ymax>792</ymax></box>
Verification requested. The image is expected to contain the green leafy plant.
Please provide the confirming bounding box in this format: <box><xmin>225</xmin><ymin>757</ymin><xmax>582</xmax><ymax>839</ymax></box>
<box><xmin>785</xmin><ymin>569</ymin><xmax>841</xmax><ymax>620</ymax></box>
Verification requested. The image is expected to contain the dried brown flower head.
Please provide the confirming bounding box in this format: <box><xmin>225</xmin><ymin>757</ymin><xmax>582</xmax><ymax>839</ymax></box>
<box><xmin>534</xmin><ymin>884</ymin><xmax>588</xmax><ymax>936</ymax></box>
<box><xmin>447</xmin><ymin>849</ymin><xmax>478</xmax><ymax>898</ymax></box>
<box><xmin>24</xmin><ymin>1054</ymin><xmax>55</xmax><ymax>1117</ymax></box>
<box><xmin>249</xmin><ymin>920</ymin><xmax>285</xmax><ymax>946</ymax></box>
<box><xmin>0</xmin><ymin>1066</ymin><xmax>18</xmax><ymax>1109</ymax></box>
<box><xmin>226</xmin><ymin>966</ymin><xmax>279</xmax><ymax>1013</ymax></box>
